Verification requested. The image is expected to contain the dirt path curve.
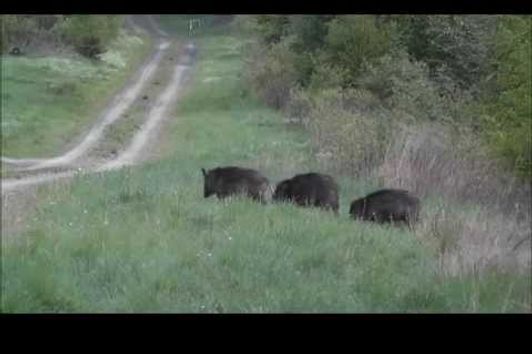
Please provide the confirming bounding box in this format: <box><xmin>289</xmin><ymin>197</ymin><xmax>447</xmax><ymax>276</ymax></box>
<box><xmin>4</xmin><ymin>41</ymin><xmax>170</xmax><ymax>173</ymax></box>
<box><xmin>2</xmin><ymin>20</ymin><xmax>170</xmax><ymax>172</ymax></box>
<box><xmin>1</xmin><ymin>16</ymin><xmax>195</xmax><ymax>193</ymax></box>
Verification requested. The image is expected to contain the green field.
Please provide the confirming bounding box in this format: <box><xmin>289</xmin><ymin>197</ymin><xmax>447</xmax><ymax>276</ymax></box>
<box><xmin>1</xmin><ymin>30</ymin><xmax>152</xmax><ymax>158</ymax></box>
<box><xmin>2</xmin><ymin>18</ymin><xmax>530</xmax><ymax>313</ymax></box>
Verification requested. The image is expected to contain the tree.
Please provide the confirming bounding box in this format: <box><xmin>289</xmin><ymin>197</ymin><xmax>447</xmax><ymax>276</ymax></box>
<box><xmin>254</xmin><ymin>15</ymin><xmax>290</xmax><ymax>45</ymax></box>
<box><xmin>481</xmin><ymin>15</ymin><xmax>531</xmax><ymax>178</ymax></box>
<box><xmin>396</xmin><ymin>15</ymin><xmax>497</xmax><ymax>92</ymax></box>
<box><xmin>322</xmin><ymin>15</ymin><xmax>391</xmax><ymax>87</ymax></box>
<box><xmin>288</xmin><ymin>15</ymin><xmax>333</xmax><ymax>53</ymax></box>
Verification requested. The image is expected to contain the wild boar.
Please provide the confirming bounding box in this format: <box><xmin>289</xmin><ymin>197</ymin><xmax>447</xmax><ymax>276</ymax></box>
<box><xmin>273</xmin><ymin>172</ymin><xmax>339</xmax><ymax>213</ymax></box>
<box><xmin>349</xmin><ymin>189</ymin><xmax>420</xmax><ymax>227</ymax></box>
<box><xmin>202</xmin><ymin>166</ymin><xmax>271</xmax><ymax>203</ymax></box>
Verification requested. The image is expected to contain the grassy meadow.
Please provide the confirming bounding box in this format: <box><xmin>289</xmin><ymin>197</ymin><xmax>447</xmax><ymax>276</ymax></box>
<box><xmin>1</xmin><ymin>18</ymin><xmax>530</xmax><ymax>313</ymax></box>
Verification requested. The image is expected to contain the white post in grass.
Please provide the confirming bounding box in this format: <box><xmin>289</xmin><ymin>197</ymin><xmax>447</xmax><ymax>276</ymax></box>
<box><xmin>189</xmin><ymin>18</ymin><xmax>202</xmax><ymax>37</ymax></box>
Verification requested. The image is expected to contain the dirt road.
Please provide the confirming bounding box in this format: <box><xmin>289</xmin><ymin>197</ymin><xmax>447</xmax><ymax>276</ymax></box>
<box><xmin>99</xmin><ymin>63</ymin><xmax>189</xmax><ymax>171</ymax></box>
<box><xmin>3</xmin><ymin>41</ymin><xmax>170</xmax><ymax>173</ymax></box>
<box><xmin>1</xmin><ymin>16</ymin><xmax>194</xmax><ymax>193</ymax></box>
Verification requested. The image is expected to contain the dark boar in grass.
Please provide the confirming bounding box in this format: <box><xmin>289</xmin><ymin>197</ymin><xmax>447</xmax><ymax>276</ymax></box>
<box><xmin>349</xmin><ymin>189</ymin><xmax>420</xmax><ymax>227</ymax></box>
<box><xmin>201</xmin><ymin>166</ymin><xmax>271</xmax><ymax>203</ymax></box>
<box><xmin>273</xmin><ymin>173</ymin><xmax>339</xmax><ymax>213</ymax></box>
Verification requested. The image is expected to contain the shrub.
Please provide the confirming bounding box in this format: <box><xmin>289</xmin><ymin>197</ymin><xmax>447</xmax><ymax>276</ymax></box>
<box><xmin>58</xmin><ymin>15</ymin><xmax>123</xmax><ymax>59</ymax></box>
<box><xmin>357</xmin><ymin>51</ymin><xmax>460</xmax><ymax>124</ymax></box>
<box><xmin>254</xmin><ymin>15</ymin><xmax>291</xmax><ymax>45</ymax></box>
<box><xmin>376</xmin><ymin>122</ymin><xmax>531</xmax><ymax>275</ymax></box>
<box><xmin>395</xmin><ymin>15</ymin><xmax>497</xmax><ymax>91</ymax></box>
<box><xmin>1</xmin><ymin>15</ymin><xmax>39</xmax><ymax>53</ymax></box>
<box><xmin>307</xmin><ymin>59</ymin><xmax>349</xmax><ymax>93</ymax></box>
<box><xmin>284</xmin><ymin>86</ymin><xmax>313</xmax><ymax>125</ymax></box>
<box><xmin>288</xmin><ymin>15</ymin><xmax>332</xmax><ymax>53</ymax></box>
<box><xmin>377</xmin><ymin>123</ymin><xmax>530</xmax><ymax>214</ymax></box>
<box><xmin>323</xmin><ymin>15</ymin><xmax>391</xmax><ymax>85</ymax></box>
<box><xmin>479</xmin><ymin>15</ymin><xmax>532</xmax><ymax>179</ymax></box>
<box><xmin>303</xmin><ymin>88</ymin><xmax>393</xmax><ymax>177</ymax></box>
<box><xmin>246</xmin><ymin>37</ymin><xmax>299</xmax><ymax>109</ymax></box>
<box><xmin>1</xmin><ymin>15</ymin><xmax>72</xmax><ymax>55</ymax></box>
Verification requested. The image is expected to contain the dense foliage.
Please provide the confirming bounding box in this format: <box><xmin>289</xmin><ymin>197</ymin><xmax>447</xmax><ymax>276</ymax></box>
<box><xmin>1</xmin><ymin>15</ymin><xmax>124</xmax><ymax>59</ymax></box>
<box><xmin>246</xmin><ymin>15</ymin><xmax>531</xmax><ymax>179</ymax></box>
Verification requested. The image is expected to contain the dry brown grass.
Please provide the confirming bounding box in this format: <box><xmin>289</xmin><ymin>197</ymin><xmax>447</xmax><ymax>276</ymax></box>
<box><xmin>293</xmin><ymin>90</ymin><xmax>531</xmax><ymax>276</ymax></box>
<box><xmin>377</xmin><ymin>124</ymin><xmax>531</xmax><ymax>276</ymax></box>
<box><xmin>414</xmin><ymin>202</ymin><xmax>531</xmax><ymax>276</ymax></box>
<box><xmin>377</xmin><ymin>123</ymin><xmax>530</xmax><ymax>210</ymax></box>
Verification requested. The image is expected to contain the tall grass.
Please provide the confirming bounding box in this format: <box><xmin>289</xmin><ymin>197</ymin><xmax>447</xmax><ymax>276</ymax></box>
<box><xmin>378</xmin><ymin>124</ymin><xmax>531</xmax><ymax>276</ymax></box>
<box><xmin>279</xmin><ymin>56</ymin><xmax>531</xmax><ymax>278</ymax></box>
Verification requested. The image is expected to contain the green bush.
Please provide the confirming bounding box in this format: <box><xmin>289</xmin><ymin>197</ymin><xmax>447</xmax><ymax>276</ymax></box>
<box><xmin>58</xmin><ymin>15</ymin><xmax>124</xmax><ymax>59</ymax></box>
<box><xmin>1</xmin><ymin>15</ymin><xmax>71</xmax><ymax>55</ymax></box>
<box><xmin>323</xmin><ymin>15</ymin><xmax>391</xmax><ymax>86</ymax></box>
<box><xmin>357</xmin><ymin>51</ymin><xmax>455</xmax><ymax>124</ymax></box>
<box><xmin>288</xmin><ymin>15</ymin><xmax>332</xmax><ymax>53</ymax></box>
<box><xmin>479</xmin><ymin>16</ymin><xmax>531</xmax><ymax>178</ymax></box>
<box><xmin>307</xmin><ymin>60</ymin><xmax>349</xmax><ymax>93</ymax></box>
<box><xmin>254</xmin><ymin>15</ymin><xmax>291</xmax><ymax>45</ymax></box>
<box><xmin>395</xmin><ymin>15</ymin><xmax>496</xmax><ymax>91</ymax></box>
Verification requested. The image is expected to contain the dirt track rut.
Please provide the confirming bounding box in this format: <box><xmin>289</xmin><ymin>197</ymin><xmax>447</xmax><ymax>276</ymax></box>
<box><xmin>1</xmin><ymin>16</ymin><xmax>195</xmax><ymax>193</ymax></box>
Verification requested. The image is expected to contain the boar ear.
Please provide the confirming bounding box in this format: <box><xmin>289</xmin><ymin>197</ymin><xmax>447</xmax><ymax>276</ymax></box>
<box><xmin>201</xmin><ymin>168</ymin><xmax>207</xmax><ymax>177</ymax></box>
